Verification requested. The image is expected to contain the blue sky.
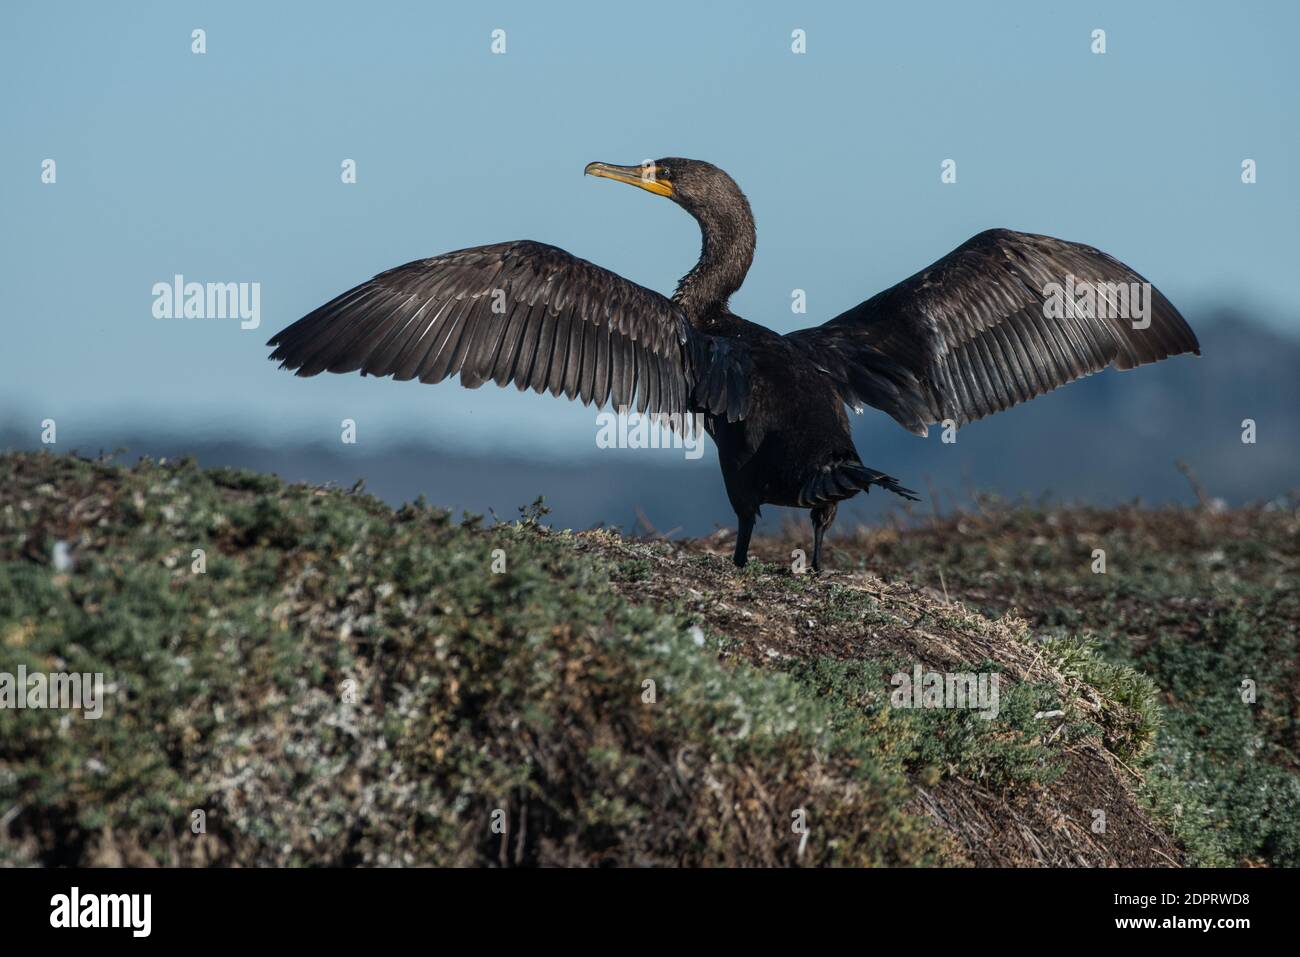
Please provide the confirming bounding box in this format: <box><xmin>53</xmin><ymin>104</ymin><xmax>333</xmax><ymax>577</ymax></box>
<box><xmin>3</xmin><ymin>0</ymin><xmax>1297</xmax><ymax>456</ymax></box>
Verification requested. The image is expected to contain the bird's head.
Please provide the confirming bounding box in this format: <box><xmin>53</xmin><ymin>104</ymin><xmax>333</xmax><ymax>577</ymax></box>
<box><xmin>585</xmin><ymin>156</ymin><xmax>756</xmax><ymax>312</ymax></box>
<box><xmin>584</xmin><ymin>157</ymin><xmax>746</xmax><ymax>219</ymax></box>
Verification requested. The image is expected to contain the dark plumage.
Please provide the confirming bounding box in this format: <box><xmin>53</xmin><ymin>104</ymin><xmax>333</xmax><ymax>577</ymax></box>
<box><xmin>268</xmin><ymin>157</ymin><xmax>1200</xmax><ymax>570</ymax></box>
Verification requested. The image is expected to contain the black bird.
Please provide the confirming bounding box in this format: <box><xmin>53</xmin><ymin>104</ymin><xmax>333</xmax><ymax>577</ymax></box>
<box><xmin>268</xmin><ymin>158</ymin><xmax>1199</xmax><ymax>571</ymax></box>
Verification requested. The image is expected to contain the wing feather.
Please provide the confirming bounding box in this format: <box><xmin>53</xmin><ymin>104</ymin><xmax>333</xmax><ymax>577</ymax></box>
<box><xmin>267</xmin><ymin>240</ymin><xmax>719</xmax><ymax>416</ymax></box>
<box><xmin>785</xmin><ymin>228</ymin><xmax>1199</xmax><ymax>433</ymax></box>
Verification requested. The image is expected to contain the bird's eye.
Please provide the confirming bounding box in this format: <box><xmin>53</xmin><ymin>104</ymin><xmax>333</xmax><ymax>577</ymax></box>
<box><xmin>656</xmin><ymin>165</ymin><xmax>671</xmax><ymax>179</ymax></box>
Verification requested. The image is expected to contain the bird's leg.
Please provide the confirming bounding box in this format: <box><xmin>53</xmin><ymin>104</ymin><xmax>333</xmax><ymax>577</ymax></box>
<box><xmin>733</xmin><ymin>512</ymin><xmax>756</xmax><ymax>568</ymax></box>
<box><xmin>810</xmin><ymin>502</ymin><xmax>838</xmax><ymax>572</ymax></box>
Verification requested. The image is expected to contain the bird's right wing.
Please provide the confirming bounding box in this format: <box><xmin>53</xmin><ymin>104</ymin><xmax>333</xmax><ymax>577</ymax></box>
<box><xmin>268</xmin><ymin>240</ymin><xmax>747</xmax><ymax>420</ymax></box>
<box><xmin>785</xmin><ymin>228</ymin><xmax>1199</xmax><ymax>435</ymax></box>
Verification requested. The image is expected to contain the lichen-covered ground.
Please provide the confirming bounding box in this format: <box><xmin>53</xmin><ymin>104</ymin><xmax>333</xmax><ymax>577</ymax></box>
<box><xmin>1</xmin><ymin>451</ymin><xmax>1294</xmax><ymax>866</ymax></box>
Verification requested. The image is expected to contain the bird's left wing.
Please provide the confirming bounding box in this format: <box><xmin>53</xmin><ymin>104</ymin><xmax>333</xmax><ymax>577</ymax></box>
<box><xmin>269</xmin><ymin>240</ymin><xmax>746</xmax><ymax>420</ymax></box>
<box><xmin>784</xmin><ymin>228</ymin><xmax>1199</xmax><ymax>435</ymax></box>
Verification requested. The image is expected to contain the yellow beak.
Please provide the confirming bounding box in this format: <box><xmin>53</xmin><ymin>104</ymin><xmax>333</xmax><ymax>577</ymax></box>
<box><xmin>584</xmin><ymin>161</ymin><xmax>674</xmax><ymax>197</ymax></box>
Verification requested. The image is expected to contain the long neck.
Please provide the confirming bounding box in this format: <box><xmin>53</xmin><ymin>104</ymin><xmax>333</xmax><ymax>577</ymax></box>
<box><xmin>672</xmin><ymin>195</ymin><xmax>756</xmax><ymax>323</ymax></box>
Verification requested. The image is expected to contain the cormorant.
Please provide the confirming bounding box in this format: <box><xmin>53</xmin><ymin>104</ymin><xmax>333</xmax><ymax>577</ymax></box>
<box><xmin>268</xmin><ymin>158</ymin><xmax>1200</xmax><ymax>571</ymax></box>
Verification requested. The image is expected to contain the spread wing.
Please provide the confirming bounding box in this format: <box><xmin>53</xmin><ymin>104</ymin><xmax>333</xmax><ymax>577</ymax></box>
<box><xmin>268</xmin><ymin>240</ymin><xmax>750</xmax><ymax>420</ymax></box>
<box><xmin>785</xmin><ymin>228</ymin><xmax>1200</xmax><ymax>435</ymax></box>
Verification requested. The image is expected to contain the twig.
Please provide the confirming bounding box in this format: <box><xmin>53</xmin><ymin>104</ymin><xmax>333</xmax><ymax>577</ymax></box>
<box><xmin>634</xmin><ymin>507</ymin><xmax>660</xmax><ymax>538</ymax></box>
<box><xmin>1175</xmin><ymin>460</ymin><xmax>1210</xmax><ymax>509</ymax></box>
<box><xmin>1110</xmin><ymin>752</ymin><xmax>1145</xmax><ymax>783</ymax></box>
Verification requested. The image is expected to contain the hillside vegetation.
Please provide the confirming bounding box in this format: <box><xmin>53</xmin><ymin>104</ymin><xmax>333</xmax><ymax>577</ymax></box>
<box><xmin>1</xmin><ymin>451</ymin><xmax>1294</xmax><ymax>866</ymax></box>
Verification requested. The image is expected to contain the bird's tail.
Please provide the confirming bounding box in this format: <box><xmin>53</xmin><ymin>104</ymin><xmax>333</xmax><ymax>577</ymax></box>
<box><xmin>798</xmin><ymin>461</ymin><xmax>921</xmax><ymax>507</ymax></box>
